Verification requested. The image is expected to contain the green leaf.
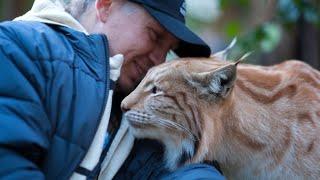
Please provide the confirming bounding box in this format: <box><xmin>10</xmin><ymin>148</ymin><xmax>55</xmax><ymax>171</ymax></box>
<box><xmin>225</xmin><ymin>21</ymin><xmax>241</xmax><ymax>38</ymax></box>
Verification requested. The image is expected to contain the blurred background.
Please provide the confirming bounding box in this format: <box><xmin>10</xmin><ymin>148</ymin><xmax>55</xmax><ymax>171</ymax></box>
<box><xmin>0</xmin><ymin>0</ymin><xmax>319</xmax><ymax>69</ymax></box>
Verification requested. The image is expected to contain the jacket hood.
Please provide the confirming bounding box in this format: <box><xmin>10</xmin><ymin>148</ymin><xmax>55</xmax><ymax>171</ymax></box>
<box><xmin>15</xmin><ymin>0</ymin><xmax>88</xmax><ymax>34</ymax></box>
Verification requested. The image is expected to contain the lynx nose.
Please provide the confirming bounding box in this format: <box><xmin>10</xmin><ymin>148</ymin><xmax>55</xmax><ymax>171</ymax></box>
<box><xmin>121</xmin><ymin>103</ymin><xmax>130</xmax><ymax>112</ymax></box>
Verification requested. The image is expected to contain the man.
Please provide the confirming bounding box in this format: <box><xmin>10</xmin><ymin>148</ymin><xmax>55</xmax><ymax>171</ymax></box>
<box><xmin>0</xmin><ymin>0</ymin><xmax>224</xmax><ymax>179</ymax></box>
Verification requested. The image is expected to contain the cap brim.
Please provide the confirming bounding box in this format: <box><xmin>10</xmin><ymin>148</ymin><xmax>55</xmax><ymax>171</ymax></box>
<box><xmin>143</xmin><ymin>5</ymin><xmax>211</xmax><ymax>57</ymax></box>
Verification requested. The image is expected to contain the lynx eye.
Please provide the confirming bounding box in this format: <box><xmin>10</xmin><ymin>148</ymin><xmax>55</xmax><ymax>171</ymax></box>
<box><xmin>152</xmin><ymin>86</ymin><xmax>158</xmax><ymax>94</ymax></box>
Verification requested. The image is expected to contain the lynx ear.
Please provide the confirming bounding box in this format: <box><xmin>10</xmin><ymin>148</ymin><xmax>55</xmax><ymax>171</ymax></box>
<box><xmin>191</xmin><ymin>64</ymin><xmax>237</xmax><ymax>98</ymax></box>
<box><xmin>210</xmin><ymin>37</ymin><xmax>237</xmax><ymax>61</ymax></box>
<box><xmin>234</xmin><ymin>51</ymin><xmax>253</xmax><ymax>65</ymax></box>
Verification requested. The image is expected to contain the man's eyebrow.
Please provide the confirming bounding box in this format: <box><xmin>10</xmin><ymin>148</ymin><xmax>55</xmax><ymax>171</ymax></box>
<box><xmin>147</xmin><ymin>25</ymin><xmax>166</xmax><ymax>41</ymax></box>
<box><xmin>147</xmin><ymin>17</ymin><xmax>165</xmax><ymax>32</ymax></box>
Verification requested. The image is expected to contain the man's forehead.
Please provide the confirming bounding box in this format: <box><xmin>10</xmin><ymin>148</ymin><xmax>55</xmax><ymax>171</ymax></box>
<box><xmin>121</xmin><ymin>1</ymin><xmax>161</xmax><ymax>27</ymax></box>
<box><xmin>120</xmin><ymin>0</ymin><xmax>180</xmax><ymax>49</ymax></box>
<box><xmin>145</xmin><ymin>15</ymin><xmax>179</xmax><ymax>46</ymax></box>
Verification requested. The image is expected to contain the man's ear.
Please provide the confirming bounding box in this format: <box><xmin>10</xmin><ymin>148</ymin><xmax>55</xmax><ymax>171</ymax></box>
<box><xmin>95</xmin><ymin>0</ymin><xmax>112</xmax><ymax>22</ymax></box>
<box><xmin>190</xmin><ymin>64</ymin><xmax>237</xmax><ymax>99</ymax></box>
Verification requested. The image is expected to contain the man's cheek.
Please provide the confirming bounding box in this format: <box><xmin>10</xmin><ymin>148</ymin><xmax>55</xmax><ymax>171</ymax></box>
<box><xmin>116</xmin><ymin>75</ymin><xmax>135</xmax><ymax>94</ymax></box>
<box><xmin>116</xmin><ymin>63</ymin><xmax>144</xmax><ymax>94</ymax></box>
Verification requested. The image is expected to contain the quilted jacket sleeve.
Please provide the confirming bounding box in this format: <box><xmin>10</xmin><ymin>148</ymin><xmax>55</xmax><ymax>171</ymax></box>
<box><xmin>0</xmin><ymin>27</ymin><xmax>50</xmax><ymax>179</ymax></box>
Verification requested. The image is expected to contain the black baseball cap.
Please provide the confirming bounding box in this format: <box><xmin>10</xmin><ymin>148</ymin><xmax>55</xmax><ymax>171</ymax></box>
<box><xmin>129</xmin><ymin>0</ymin><xmax>211</xmax><ymax>57</ymax></box>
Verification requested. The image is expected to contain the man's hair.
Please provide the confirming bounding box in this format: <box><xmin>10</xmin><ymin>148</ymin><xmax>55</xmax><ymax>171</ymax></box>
<box><xmin>51</xmin><ymin>0</ymin><xmax>95</xmax><ymax>19</ymax></box>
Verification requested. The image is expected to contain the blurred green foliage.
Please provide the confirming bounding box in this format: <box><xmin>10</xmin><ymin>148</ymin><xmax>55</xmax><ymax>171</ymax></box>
<box><xmin>278</xmin><ymin>0</ymin><xmax>320</xmax><ymax>26</ymax></box>
<box><xmin>187</xmin><ymin>0</ymin><xmax>320</xmax><ymax>63</ymax></box>
<box><xmin>220</xmin><ymin>0</ymin><xmax>250</xmax><ymax>9</ymax></box>
<box><xmin>233</xmin><ymin>0</ymin><xmax>318</xmax><ymax>61</ymax></box>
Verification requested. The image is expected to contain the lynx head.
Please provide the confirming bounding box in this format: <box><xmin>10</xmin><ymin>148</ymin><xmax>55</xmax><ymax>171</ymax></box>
<box><xmin>121</xmin><ymin>56</ymin><xmax>239</xmax><ymax>170</ymax></box>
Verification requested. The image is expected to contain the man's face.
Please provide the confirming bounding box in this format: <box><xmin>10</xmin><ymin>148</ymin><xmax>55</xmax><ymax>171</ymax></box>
<box><xmin>94</xmin><ymin>1</ymin><xmax>179</xmax><ymax>94</ymax></box>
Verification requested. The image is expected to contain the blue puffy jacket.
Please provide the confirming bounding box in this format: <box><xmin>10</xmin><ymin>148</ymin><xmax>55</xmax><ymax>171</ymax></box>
<box><xmin>0</xmin><ymin>21</ymin><xmax>111</xmax><ymax>179</ymax></box>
